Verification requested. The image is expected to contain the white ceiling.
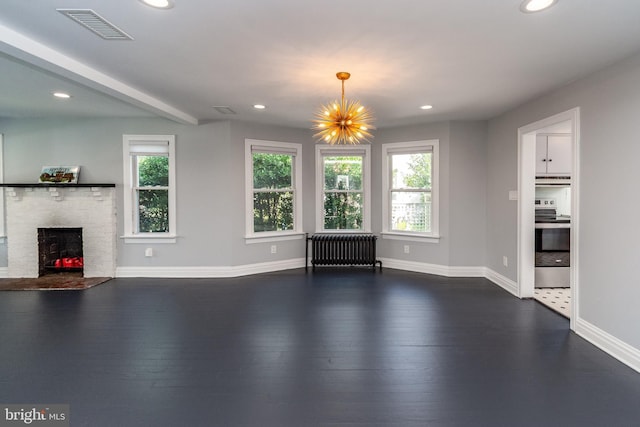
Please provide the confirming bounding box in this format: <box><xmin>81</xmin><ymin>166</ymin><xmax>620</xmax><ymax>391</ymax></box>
<box><xmin>0</xmin><ymin>52</ymin><xmax>156</xmax><ymax>120</ymax></box>
<box><xmin>1</xmin><ymin>1</ymin><xmax>640</xmax><ymax>129</ymax></box>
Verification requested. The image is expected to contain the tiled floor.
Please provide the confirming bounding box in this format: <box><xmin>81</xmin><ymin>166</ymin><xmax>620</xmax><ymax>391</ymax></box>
<box><xmin>534</xmin><ymin>287</ymin><xmax>571</xmax><ymax>318</ymax></box>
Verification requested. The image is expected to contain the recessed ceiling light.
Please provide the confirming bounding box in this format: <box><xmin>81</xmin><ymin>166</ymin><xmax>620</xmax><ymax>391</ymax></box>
<box><xmin>420</xmin><ymin>105</ymin><xmax>433</xmax><ymax>110</ymax></box>
<box><xmin>53</xmin><ymin>92</ymin><xmax>71</xmax><ymax>99</ymax></box>
<box><xmin>520</xmin><ymin>0</ymin><xmax>557</xmax><ymax>13</ymax></box>
<box><xmin>253</xmin><ymin>104</ymin><xmax>267</xmax><ymax>110</ymax></box>
<box><xmin>139</xmin><ymin>0</ymin><xmax>174</xmax><ymax>9</ymax></box>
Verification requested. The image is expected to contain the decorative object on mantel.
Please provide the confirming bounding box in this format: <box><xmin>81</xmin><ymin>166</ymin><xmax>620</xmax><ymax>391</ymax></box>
<box><xmin>313</xmin><ymin>72</ymin><xmax>374</xmax><ymax>145</ymax></box>
<box><xmin>39</xmin><ymin>166</ymin><xmax>80</xmax><ymax>184</ymax></box>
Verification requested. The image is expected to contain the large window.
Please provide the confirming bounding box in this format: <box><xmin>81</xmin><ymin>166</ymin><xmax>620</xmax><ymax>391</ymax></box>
<box><xmin>245</xmin><ymin>139</ymin><xmax>302</xmax><ymax>240</ymax></box>
<box><xmin>123</xmin><ymin>135</ymin><xmax>176</xmax><ymax>243</ymax></box>
<box><xmin>316</xmin><ymin>145</ymin><xmax>371</xmax><ymax>232</ymax></box>
<box><xmin>382</xmin><ymin>140</ymin><xmax>439</xmax><ymax>240</ymax></box>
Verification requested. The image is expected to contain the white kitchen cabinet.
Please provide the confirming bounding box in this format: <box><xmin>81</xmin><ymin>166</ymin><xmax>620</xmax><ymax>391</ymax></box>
<box><xmin>536</xmin><ymin>134</ymin><xmax>571</xmax><ymax>175</ymax></box>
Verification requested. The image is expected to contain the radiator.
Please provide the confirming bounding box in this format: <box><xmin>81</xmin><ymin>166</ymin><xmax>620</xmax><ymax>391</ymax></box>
<box><xmin>306</xmin><ymin>233</ymin><xmax>382</xmax><ymax>271</ymax></box>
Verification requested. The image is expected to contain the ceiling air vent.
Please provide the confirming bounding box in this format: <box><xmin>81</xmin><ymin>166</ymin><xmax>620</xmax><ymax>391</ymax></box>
<box><xmin>57</xmin><ymin>9</ymin><xmax>133</xmax><ymax>40</ymax></box>
<box><xmin>212</xmin><ymin>106</ymin><xmax>237</xmax><ymax>115</ymax></box>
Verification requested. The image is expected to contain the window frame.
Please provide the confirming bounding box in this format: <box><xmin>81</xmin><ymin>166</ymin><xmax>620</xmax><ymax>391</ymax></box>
<box><xmin>382</xmin><ymin>140</ymin><xmax>440</xmax><ymax>242</ymax></box>
<box><xmin>245</xmin><ymin>139</ymin><xmax>303</xmax><ymax>243</ymax></box>
<box><xmin>122</xmin><ymin>134</ymin><xmax>177</xmax><ymax>244</ymax></box>
<box><xmin>315</xmin><ymin>144</ymin><xmax>371</xmax><ymax>233</ymax></box>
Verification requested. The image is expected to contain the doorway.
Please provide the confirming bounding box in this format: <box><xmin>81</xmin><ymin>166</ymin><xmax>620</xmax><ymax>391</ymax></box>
<box><xmin>517</xmin><ymin>108</ymin><xmax>579</xmax><ymax>329</ymax></box>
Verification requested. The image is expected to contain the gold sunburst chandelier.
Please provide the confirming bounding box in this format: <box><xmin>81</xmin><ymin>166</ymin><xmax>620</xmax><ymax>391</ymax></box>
<box><xmin>313</xmin><ymin>72</ymin><xmax>374</xmax><ymax>145</ymax></box>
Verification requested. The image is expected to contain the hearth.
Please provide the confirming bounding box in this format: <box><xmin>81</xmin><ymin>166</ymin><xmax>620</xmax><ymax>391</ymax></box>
<box><xmin>38</xmin><ymin>228</ymin><xmax>84</xmax><ymax>277</ymax></box>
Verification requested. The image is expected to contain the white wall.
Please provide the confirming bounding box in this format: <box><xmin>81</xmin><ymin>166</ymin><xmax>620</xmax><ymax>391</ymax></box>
<box><xmin>449</xmin><ymin>121</ymin><xmax>487</xmax><ymax>267</ymax></box>
<box><xmin>487</xmin><ymin>50</ymin><xmax>640</xmax><ymax>349</ymax></box>
<box><xmin>0</xmin><ymin>117</ymin><xmax>316</xmax><ymax>271</ymax></box>
<box><xmin>374</xmin><ymin>121</ymin><xmax>487</xmax><ymax>269</ymax></box>
<box><xmin>228</xmin><ymin>121</ymin><xmax>314</xmax><ymax>266</ymax></box>
<box><xmin>0</xmin><ymin>116</ymin><xmax>488</xmax><ymax>273</ymax></box>
<box><xmin>374</xmin><ymin>121</ymin><xmax>452</xmax><ymax>265</ymax></box>
<box><xmin>0</xmin><ymin>117</ymin><xmax>236</xmax><ymax>268</ymax></box>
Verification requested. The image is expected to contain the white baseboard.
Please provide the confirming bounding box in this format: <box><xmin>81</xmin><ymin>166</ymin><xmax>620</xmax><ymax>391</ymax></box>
<box><xmin>116</xmin><ymin>258</ymin><xmax>487</xmax><ymax>280</ymax></box>
<box><xmin>0</xmin><ymin>267</ymin><xmax>8</xmax><ymax>278</ymax></box>
<box><xmin>116</xmin><ymin>258</ymin><xmax>306</xmax><ymax>278</ymax></box>
<box><xmin>380</xmin><ymin>258</ymin><xmax>519</xmax><ymax>297</ymax></box>
<box><xmin>484</xmin><ymin>268</ymin><xmax>519</xmax><ymax>297</ymax></box>
<box><xmin>574</xmin><ymin>317</ymin><xmax>640</xmax><ymax>373</ymax></box>
<box><xmin>379</xmin><ymin>257</ymin><xmax>486</xmax><ymax>278</ymax></box>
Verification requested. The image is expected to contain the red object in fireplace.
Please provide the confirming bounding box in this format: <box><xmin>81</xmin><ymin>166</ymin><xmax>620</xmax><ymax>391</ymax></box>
<box><xmin>55</xmin><ymin>257</ymin><xmax>84</xmax><ymax>268</ymax></box>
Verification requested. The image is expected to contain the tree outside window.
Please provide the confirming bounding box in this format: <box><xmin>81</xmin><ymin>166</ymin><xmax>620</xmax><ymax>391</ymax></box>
<box><xmin>136</xmin><ymin>155</ymin><xmax>169</xmax><ymax>233</ymax></box>
<box><xmin>245</xmin><ymin>139</ymin><xmax>302</xmax><ymax>239</ymax></box>
<box><xmin>123</xmin><ymin>135</ymin><xmax>176</xmax><ymax>242</ymax></box>
<box><xmin>382</xmin><ymin>140</ymin><xmax>439</xmax><ymax>238</ymax></box>
<box><xmin>323</xmin><ymin>156</ymin><xmax>363</xmax><ymax>230</ymax></box>
<box><xmin>252</xmin><ymin>153</ymin><xmax>294</xmax><ymax>232</ymax></box>
<box><xmin>390</xmin><ymin>152</ymin><xmax>432</xmax><ymax>232</ymax></box>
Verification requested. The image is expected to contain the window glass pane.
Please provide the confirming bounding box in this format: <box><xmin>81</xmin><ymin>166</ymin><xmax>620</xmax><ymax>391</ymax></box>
<box><xmin>253</xmin><ymin>191</ymin><xmax>294</xmax><ymax>232</ymax></box>
<box><xmin>391</xmin><ymin>153</ymin><xmax>431</xmax><ymax>190</ymax></box>
<box><xmin>391</xmin><ymin>191</ymin><xmax>431</xmax><ymax>232</ymax></box>
<box><xmin>137</xmin><ymin>155</ymin><xmax>169</xmax><ymax>186</ymax></box>
<box><xmin>253</xmin><ymin>153</ymin><xmax>292</xmax><ymax>189</ymax></box>
<box><xmin>138</xmin><ymin>189</ymin><xmax>169</xmax><ymax>232</ymax></box>
<box><xmin>324</xmin><ymin>156</ymin><xmax>362</xmax><ymax>190</ymax></box>
<box><xmin>324</xmin><ymin>192</ymin><xmax>363</xmax><ymax>230</ymax></box>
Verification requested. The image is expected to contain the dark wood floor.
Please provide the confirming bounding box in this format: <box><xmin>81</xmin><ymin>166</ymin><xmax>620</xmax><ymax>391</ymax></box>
<box><xmin>1</xmin><ymin>268</ymin><xmax>639</xmax><ymax>426</ymax></box>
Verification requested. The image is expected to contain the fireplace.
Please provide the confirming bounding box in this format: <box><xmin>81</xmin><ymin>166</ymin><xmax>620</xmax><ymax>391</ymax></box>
<box><xmin>3</xmin><ymin>184</ymin><xmax>116</xmax><ymax>278</ymax></box>
<box><xmin>38</xmin><ymin>228</ymin><xmax>84</xmax><ymax>277</ymax></box>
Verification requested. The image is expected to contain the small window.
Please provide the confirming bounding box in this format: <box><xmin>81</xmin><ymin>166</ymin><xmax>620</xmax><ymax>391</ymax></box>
<box><xmin>316</xmin><ymin>145</ymin><xmax>371</xmax><ymax>232</ymax></box>
<box><xmin>123</xmin><ymin>135</ymin><xmax>176</xmax><ymax>243</ymax></box>
<box><xmin>245</xmin><ymin>139</ymin><xmax>303</xmax><ymax>241</ymax></box>
<box><xmin>382</xmin><ymin>140</ymin><xmax>439</xmax><ymax>240</ymax></box>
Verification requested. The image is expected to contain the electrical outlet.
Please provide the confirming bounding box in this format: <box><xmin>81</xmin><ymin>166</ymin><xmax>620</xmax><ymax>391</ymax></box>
<box><xmin>145</xmin><ymin>248</ymin><xmax>153</xmax><ymax>257</ymax></box>
<box><xmin>271</xmin><ymin>245</ymin><xmax>277</xmax><ymax>254</ymax></box>
<box><xmin>404</xmin><ymin>245</ymin><xmax>410</xmax><ymax>254</ymax></box>
<box><xmin>503</xmin><ymin>256</ymin><xmax>508</xmax><ymax>267</ymax></box>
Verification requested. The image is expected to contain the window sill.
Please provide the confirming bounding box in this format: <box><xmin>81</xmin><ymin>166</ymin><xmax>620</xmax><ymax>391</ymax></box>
<box><xmin>245</xmin><ymin>232</ymin><xmax>306</xmax><ymax>244</ymax></box>
<box><xmin>381</xmin><ymin>232</ymin><xmax>440</xmax><ymax>243</ymax></box>
<box><xmin>121</xmin><ymin>234</ymin><xmax>177</xmax><ymax>244</ymax></box>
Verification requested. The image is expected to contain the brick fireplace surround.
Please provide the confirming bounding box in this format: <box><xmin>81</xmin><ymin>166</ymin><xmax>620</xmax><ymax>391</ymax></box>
<box><xmin>3</xmin><ymin>185</ymin><xmax>116</xmax><ymax>278</ymax></box>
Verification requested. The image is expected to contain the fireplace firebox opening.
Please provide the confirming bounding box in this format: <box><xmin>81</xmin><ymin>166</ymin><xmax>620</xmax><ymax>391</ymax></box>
<box><xmin>37</xmin><ymin>228</ymin><xmax>84</xmax><ymax>277</ymax></box>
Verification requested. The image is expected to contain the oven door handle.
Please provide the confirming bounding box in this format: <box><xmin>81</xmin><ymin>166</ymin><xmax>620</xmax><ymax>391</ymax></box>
<box><xmin>535</xmin><ymin>223</ymin><xmax>570</xmax><ymax>229</ymax></box>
